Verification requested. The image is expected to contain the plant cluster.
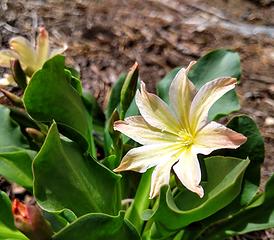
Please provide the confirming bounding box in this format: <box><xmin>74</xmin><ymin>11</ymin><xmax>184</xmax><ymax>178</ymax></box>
<box><xmin>0</xmin><ymin>29</ymin><xmax>273</xmax><ymax>240</ymax></box>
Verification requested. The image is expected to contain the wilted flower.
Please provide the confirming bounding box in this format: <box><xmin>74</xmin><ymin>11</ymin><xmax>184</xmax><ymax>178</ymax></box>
<box><xmin>114</xmin><ymin>61</ymin><xmax>247</xmax><ymax>199</ymax></box>
<box><xmin>0</xmin><ymin>27</ymin><xmax>67</xmax><ymax>85</ymax></box>
<box><xmin>12</xmin><ymin>199</ymin><xmax>53</xmax><ymax>240</ymax></box>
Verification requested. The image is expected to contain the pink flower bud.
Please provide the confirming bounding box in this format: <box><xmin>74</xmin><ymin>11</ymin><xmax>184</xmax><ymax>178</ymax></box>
<box><xmin>12</xmin><ymin>199</ymin><xmax>53</xmax><ymax>240</ymax></box>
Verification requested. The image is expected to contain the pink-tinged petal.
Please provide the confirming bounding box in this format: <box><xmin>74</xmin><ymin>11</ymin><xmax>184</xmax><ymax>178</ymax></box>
<box><xmin>169</xmin><ymin>61</ymin><xmax>196</xmax><ymax>130</ymax></box>
<box><xmin>189</xmin><ymin>77</ymin><xmax>237</xmax><ymax>132</ymax></box>
<box><xmin>150</xmin><ymin>155</ymin><xmax>180</xmax><ymax>199</ymax></box>
<box><xmin>193</xmin><ymin>121</ymin><xmax>247</xmax><ymax>155</ymax></box>
<box><xmin>0</xmin><ymin>49</ymin><xmax>18</xmax><ymax>68</ymax></box>
<box><xmin>36</xmin><ymin>27</ymin><xmax>49</xmax><ymax>68</ymax></box>
<box><xmin>114</xmin><ymin>143</ymin><xmax>181</xmax><ymax>173</ymax></box>
<box><xmin>135</xmin><ymin>82</ymin><xmax>181</xmax><ymax>135</ymax></box>
<box><xmin>12</xmin><ymin>199</ymin><xmax>53</xmax><ymax>239</ymax></box>
<box><xmin>173</xmin><ymin>150</ymin><xmax>204</xmax><ymax>198</ymax></box>
<box><xmin>9</xmin><ymin>36</ymin><xmax>37</xmax><ymax>71</ymax></box>
<box><xmin>114</xmin><ymin>116</ymin><xmax>179</xmax><ymax>145</ymax></box>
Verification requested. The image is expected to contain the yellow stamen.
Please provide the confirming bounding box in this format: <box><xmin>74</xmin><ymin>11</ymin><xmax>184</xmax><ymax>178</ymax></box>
<box><xmin>178</xmin><ymin>129</ymin><xmax>193</xmax><ymax>147</ymax></box>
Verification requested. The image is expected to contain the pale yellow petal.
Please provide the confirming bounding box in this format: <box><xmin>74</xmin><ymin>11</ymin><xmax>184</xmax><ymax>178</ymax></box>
<box><xmin>135</xmin><ymin>82</ymin><xmax>181</xmax><ymax>135</ymax></box>
<box><xmin>9</xmin><ymin>36</ymin><xmax>37</xmax><ymax>72</ymax></box>
<box><xmin>0</xmin><ymin>50</ymin><xmax>18</xmax><ymax>68</ymax></box>
<box><xmin>114</xmin><ymin>116</ymin><xmax>179</xmax><ymax>145</ymax></box>
<box><xmin>173</xmin><ymin>150</ymin><xmax>204</xmax><ymax>197</ymax></box>
<box><xmin>50</xmin><ymin>44</ymin><xmax>68</xmax><ymax>58</ymax></box>
<box><xmin>114</xmin><ymin>143</ymin><xmax>181</xmax><ymax>173</ymax></box>
<box><xmin>150</xmin><ymin>155</ymin><xmax>180</xmax><ymax>199</ymax></box>
<box><xmin>193</xmin><ymin>121</ymin><xmax>247</xmax><ymax>155</ymax></box>
<box><xmin>189</xmin><ymin>77</ymin><xmax>237</xmax><ymax>132</ymax></box>
<box><xmin>36</xmin><ymin>27</ymin><xmax>49</xmax><ymax>68</ymax></box>
<box><xmin>169</xmin><ymin>61</ymin><xmax>196</xmax><ymax>130</ymax></box>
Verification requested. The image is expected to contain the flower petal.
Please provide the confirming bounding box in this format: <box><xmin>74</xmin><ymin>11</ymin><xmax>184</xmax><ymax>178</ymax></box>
<box><xmin>36</xmin><ymin>27</ymin><xmax>49</xmax><ymax>68</ymax></box>
<box><xmin>0</xmin><ymin>49</ymin><xmax>18</xmax><ymax>68</ymax></box>
<box><xmin>114</xmin><ymin>116</ymin><xmax>179</xmax><ymax>145</ymax></box>
<box><xmin>114</xmin><ymin>143</ymin><xmax>181</xmax><ymax>173</ymax></box>
<box><xmin>136</xmin><ymin>82</ymin><xmax>181</xmax><ymax>135</ymax></box>
<box><xmin>150</xmin><ymin>157</ymin><xmax>179</xmax><ymax>199</ymax></box>
<box><xmin>193</xmin><ymin>121</ymin><xmax>247</xmax><ymax>155</ymax></box>
<box><xmin>9</xmin><ymin>36</ymin><xmax>37</xmax><ymax>72</ymax></box>
<box><xmin>50</xmin><ymin>44</ymin><xmax>68</xmax><ymax>58</ymax></box>
<box><xmin>189</xmin><ymin>77</ymin><xmax>237</xmax><ymax>132</ymax></box>
<box><xmin>169</xmin><ymin>61</ymin><xmax>196</xmax><ymax>130</ymax></box>
<box><xmin>173</xmin><ymin>150</ymin><xmax>204</xmax><ymax>197</ymax></box>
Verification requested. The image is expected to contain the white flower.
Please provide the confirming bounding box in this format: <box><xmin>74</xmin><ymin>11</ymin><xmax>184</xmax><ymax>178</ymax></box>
<box><xmin>113</xmin><ymin>61</ymin><xmax>247</xmax><ymax>199</ymax></box>
<box><xmin>0</xmin><ymin>27</ymin><xmax>67</xmax><ymax>86</ymax></box>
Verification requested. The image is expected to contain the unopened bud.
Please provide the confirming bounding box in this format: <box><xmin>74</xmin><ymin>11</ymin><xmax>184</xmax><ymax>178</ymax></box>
<box><xmin>36</xmin><ymin>27</ymin><xmax>49</xmax><ymax>67</ymax></box>
<box><xmin>25</xmin><ymin>128</ymin><xmax>45</xmax><ymax>145</ymax></box>
<box><xmin>120</xmin><ymin>62</ymin><xmax>139</xmax><ymax>119</ymax></box>
<box><xmin>12</xmin><ymin>199</ymin><xmax>53</xmax><ymax>240</ymax></box>
<box><xmin>10</xmin><ymin>59</ymin><xmax>27</xmax><ymax>89</ymax></box>
<box><xmin>0</xmin><ymin>88</ymin><xmax>23</xmax><ymax>107</ymax></box>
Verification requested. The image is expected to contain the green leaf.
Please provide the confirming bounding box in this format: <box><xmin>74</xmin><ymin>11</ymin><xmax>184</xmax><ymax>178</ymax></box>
<box><xmin>156</xmin><ymin>67</ymin><xmax>180</xmax><ymax>103</ymax></box>
<box><xmin>9</xmin><ymin>107</ymin><xmax>40</xmax><ymax>130</ymax></box>
<box><xmin>64</xmin><ymin>66</ymin><xmax>81</xmax><ymax>94</ymax></box>
<box><xmin>188</xmin><ymin>49</ymin><xmax>241</xmax><ymax>120</ymax></box>
<box><xmin>157</xmin><ymin>49</ymin><xmax>241</xmax><ymax>120</ymax></box>
<box><xmin>82</xmin><ymin>90</ymin><xmax>105</xmax><ymax>157</ymax></box>
<box><xmin>52</xmin><ymin>211</ymin><xmax>140</xmax><ymax>240</ymax></box>
<box><xmin>0</xmin><ymin>191</ymin><xmax>15</xmax><ymax>230</ymax></box>
<box><xmin>65</xmin><ymin>66</ymin><xmax>80</xmax><ymax>79</ymax></box>
<box><xmin>0</xmin><ymin>105</ymin><xmax>27</xmax><ymax>148</ymax></box>
<box><xmin>103</xmin><ymin>109</ymin><xmax>123</xmax><ymax>168</ymax></box>
<box><xmin>23</xmin><ymin>55</ymin><xmax>92</xmax><ymax>151</ymax></box>
<box><xmin>11</xmin><ymin>59</ymin><xmax>27</xmax><ymax>90</ymax></box>
<box><xmin>60</xmin><ymin>209</ymin><xmax>77</xmax><ymax>223</ymax></box>
<box><xmin>82</xmin><ymin>89</ymin><xmax>105</xmax><ymax>133</ymax></box>
<box><xmin>0</xmin><ymin>105</ymin><xmax>36</xmax><ymax>189</ymax></box>
<box><xmin>125</xmin><ymin>169</ymin><xmax>152</xmax><ymax>233</ymax></box>
<box><xmin>208</xmin><ymin>90</ymin><xmax>239</xmax><ymax>120</ymax></box>
<box><xmin>189</xmin><ymin>50</ymin><xmax>241</xmax><ymax>86</ymax></box>
<box><xmin>43</xmin><ymin>211</ymin><xmax>69</xmax><ymax>233</ymax></box>
<box><xmin>151</xmin><ymin>157</ymin><xmax>249</xmax><ymax>234</ymax></box>
<box><xmin>120</xmin><ymin>62</ymin><xmax>139</xmax><ymax>119</ymax></box>
<box><xmin>101</xmin><ymin>155</ymin><xmax>117</xmax><ymax>170</ymax></box>
<box><xmin>0</xmin><ymin>191</ymin><xmax>29</xmax><ymax>240</ymax></box>
<box><xmin>124</xmin><ymin>94</ymin><xmax>139</xmax><ymax>118</ymax></box>
<box><xmin>0</xmin><ymin>147</ymin><xmax>35</xmax><ymax>190</ymax></box>
<box><xmin>104</xmin><ymin>109</ymin><xmax>120</xmax><ymax>154</ymax></box>
<box><xmin>106</xmin><ymin>73</ymin><xmax>126</xmax><ymax>119</ymax></box>
<box><xmin>223</xmin><ymin>115</ymin><xmax>264</xmax><ymax>204</ymax></box>
<box><xmin>184</xmin><ymin>115</ymin><xmax>266</xmax><ymax>240</ymax></box>
<box><xmin>33</xmin><ymin>122</ymin><xmax>121</xmax><ymax>217</ymax></box>
<box><xmin>64</xmin><ymin>69</ymin><xmax>82</xmax><ymax>95</ymax></box>
<box><xmin>204</xmin><ymin>174</ymin><xmax>274</xmax><ymax>239</ymax></box>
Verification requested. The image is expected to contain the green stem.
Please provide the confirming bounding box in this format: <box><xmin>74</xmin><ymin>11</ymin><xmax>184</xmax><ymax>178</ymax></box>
<box><xmin>125</xmin><ymin>169</ymin><xmax>153</xmax><ymax>233</ymax></box>
<box><xmin>142</xmin><ymin>197</ymin><xmax>159</xmax><ymax>238</ymax></box>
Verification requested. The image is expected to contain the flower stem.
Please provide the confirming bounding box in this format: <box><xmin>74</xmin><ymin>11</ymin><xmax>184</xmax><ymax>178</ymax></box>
<box><xmin>125</xmin><ymin>168</ymin><xmax>152</xmax><ymax>233</ymax></box>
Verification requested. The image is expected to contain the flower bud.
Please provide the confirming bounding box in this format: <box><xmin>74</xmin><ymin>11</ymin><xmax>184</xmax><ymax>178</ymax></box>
<box><xmin>25</xmin><ymin>128</ymin><xmax>45</xmax><ymax>146</ymax></box>
<box><xmin>10</xmin><ymin>59</ymin><xmax>27</xmax><ymax>89</ymax></box>
<box><xmin>12</xmin><ymin>199</ymin><xmax>53</xmax><ymax>240</ymax></box>
<box><xmin>0</xmin><ymin>88</ymin><xmax>23</xmax><ymax>107</ymax></box>
<box><xmin>36</xmin><ymin>27</ymin><xmax>49</xmax><ymax>68</ymax></box>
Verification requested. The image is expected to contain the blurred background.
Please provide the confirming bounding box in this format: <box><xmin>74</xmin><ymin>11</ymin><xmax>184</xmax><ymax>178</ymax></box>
<box><xmin>0</xmin><ymin>0</ymin><xmax>273</xmax><ymax>238</ymax></box>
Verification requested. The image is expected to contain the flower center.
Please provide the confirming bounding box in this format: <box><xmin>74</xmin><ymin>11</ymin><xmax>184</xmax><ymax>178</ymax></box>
<box><xmin>178</xmin><ymin>130</ymin><xmax>193</xmax><ymax>147</ymax></box>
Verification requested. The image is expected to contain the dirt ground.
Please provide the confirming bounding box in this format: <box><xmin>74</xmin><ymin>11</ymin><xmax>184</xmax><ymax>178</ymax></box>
<box><xmin>0</xmin><ymin>0</ymin><xmax>273</xmax><ymax>239</ymax></box>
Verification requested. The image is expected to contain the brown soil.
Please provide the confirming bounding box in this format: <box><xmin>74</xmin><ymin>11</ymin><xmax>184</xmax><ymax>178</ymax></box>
<box><xmin>0</xmin><ymin>0</ymin><xmax>273</xmax><ymax>239</ymax></box>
